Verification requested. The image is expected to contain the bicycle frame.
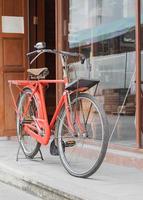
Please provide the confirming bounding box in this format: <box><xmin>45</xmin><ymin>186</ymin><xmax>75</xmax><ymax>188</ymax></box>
<box><xmin>8</xmin><ymin>48</ymin><xmax>87</xmax><ymax>146</ymax></box>
<box><xmin>9</xmin><ymin>79</ymin><xmax>80</xmax><ymax>145</ymax></box>
<box><xmin>8</xmin><ymin>45</ymin><xmax>110</xmax><ymax>178</ymax></box>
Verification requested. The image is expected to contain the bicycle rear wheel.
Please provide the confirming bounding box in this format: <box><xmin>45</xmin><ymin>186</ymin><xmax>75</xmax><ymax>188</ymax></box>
<box><xmin>57</xmin><ymin>93</ymin><xmax>109</xmax><ymax>178</ymax></box>
<box><xmin>17</xmin><ymin>88</ymin><xmax>41</xmax><ymax>158</ymax></box>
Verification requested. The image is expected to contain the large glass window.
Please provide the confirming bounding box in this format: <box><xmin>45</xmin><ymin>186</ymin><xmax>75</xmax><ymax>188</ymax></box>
<box><xmin>68</xmin><ymin>0</ymin><xmax>137</xmax><ymax>147</ymax></box>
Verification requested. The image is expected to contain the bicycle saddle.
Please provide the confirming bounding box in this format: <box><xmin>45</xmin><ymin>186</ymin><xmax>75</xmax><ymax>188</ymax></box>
<box><xmin>27</xmin><ymin>68</ymin><xmax>49</xmax><ymax>80</ymax></box>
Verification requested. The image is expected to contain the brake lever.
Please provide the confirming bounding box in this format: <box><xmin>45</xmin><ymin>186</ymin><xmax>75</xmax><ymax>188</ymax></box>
<box><xmin>29</xmin><ymin>51</ymin><xmax>44</xmax><ymax>65</ymax></box>
<box><xmin>26</xmin><ymin>50</ymin><xmax>38</xmax><ymax>57</ymax></box>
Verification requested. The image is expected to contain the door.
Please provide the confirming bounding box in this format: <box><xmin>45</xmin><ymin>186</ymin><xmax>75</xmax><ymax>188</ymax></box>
<box><xmin>55</xmin><ymin>0</ymin><xmax>69</xmax><ymax>101</ymax></box>
<box><xmin>0</xmin><ymin>0</ymin><xmax>28</xmax><ymax>136</ymax></box>
<box><xmin>29</xmin><ymin>0</ymin><xmax>56</xmax><ymax>118</ymax></box>
<box><xmin>45</xmin><ymin>0</ymin><xmax>56</xmax><ymax>118</ymax></box>
<box><xmin>29</xmin><ymin>0</ymin><xmax>45</xmax><ymax>68</ymax></box>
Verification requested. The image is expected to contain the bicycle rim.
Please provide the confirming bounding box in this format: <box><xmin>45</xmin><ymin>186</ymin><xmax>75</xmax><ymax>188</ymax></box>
<box><xmin>58</xmin><ymin>93</ymin><xmax>109</xmax><ymax>178</ymax></box>
<box><xmin>17</xmin><ymin>88</ymin><xmax>41</xmax><ymax>158</ymax></box>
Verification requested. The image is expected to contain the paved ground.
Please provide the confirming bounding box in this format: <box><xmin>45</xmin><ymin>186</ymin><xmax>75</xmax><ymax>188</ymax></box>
<box><xmin>0</xmin><ymin>137</ymin><xmax>143</xmax><ymax>200</ymax></box>
<box><xmin>0</xmin><ymin>181</ymin><xmax>41</xmax><ymax>200</ymax></box>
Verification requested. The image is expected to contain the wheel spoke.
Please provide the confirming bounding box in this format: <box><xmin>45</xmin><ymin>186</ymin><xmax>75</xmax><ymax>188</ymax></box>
<box><xmin>57</xmin><ymin>93</ymin><xmax>109</xmax><ymax>178</ymax></box>
<box><xmin>17</xmin><ymin>89</ymin><xmax>41</xmax><ymax>158</ymax></box>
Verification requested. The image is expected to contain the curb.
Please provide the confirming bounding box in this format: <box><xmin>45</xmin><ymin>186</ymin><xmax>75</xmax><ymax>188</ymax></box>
<box><xmin>0</xmin><ymin>163</ymin><xmax>82</xmax><ymax>200</ymax></box>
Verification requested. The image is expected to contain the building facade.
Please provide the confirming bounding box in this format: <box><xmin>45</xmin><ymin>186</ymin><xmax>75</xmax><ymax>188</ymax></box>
<box><xmin>0</xmin><ymin>0</ymin><xmax>143</xmax><ymax>154</ymax></box>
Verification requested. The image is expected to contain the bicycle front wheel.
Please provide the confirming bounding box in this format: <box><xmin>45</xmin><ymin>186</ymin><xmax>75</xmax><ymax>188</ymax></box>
<box><xmin>17</xmin><ymin>88</ymin><xmax>41</xmax><ymax>158</ymax></box>
<box><xmin>57</xmin><ymin>93</ymin><xmax>109</xmax><ymax>178</ymax></box>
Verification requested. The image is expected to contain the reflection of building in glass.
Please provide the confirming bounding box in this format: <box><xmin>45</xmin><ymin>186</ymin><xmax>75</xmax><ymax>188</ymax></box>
<box><xmin>68</xmin><ymin>0</ymin><xmax>138</xmax><ymax>48</ymax></box>
<box><xmin>68</xmin><ymin>0</ymin><xmax>141</xmax><ymax>147</ymax></box>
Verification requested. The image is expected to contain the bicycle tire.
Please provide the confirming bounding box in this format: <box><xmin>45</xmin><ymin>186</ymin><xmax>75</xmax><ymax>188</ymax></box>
<box><xmin>17</xmin><ymin>88</ymin><xmax>41</xmax><ymax>158</ymax></box>
<box><xmin>57</xmin><ymin>93</ymin><xmax>109</xmax><ymax>178</ymax></box>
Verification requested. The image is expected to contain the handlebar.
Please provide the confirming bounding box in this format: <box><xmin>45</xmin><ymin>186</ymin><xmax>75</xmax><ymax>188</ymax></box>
<box><xmin>27</xmin><ymin>49</ymin><xmax>85</xmax><ymax>65</ymax></box>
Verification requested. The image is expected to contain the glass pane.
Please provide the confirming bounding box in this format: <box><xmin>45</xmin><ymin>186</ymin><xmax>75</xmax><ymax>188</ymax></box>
<box><xmin>68</xmin><ymin>0</ymin><xmax>136</xmax><ymax>147</ymax></box>
<box><xmin>69</xmin><ymin>0</ymin><xmax>136</xmax><ymax>48</ymax></box>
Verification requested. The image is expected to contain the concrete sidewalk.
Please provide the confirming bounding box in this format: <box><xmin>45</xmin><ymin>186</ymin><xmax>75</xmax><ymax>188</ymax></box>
<box><xmin>0</xmin><ymin>137</ymin><xmax>143</xmax><ymax>200</ymax></box>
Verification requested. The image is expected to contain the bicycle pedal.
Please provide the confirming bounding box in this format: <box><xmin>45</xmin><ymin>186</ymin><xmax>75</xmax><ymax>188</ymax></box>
<box><xmin>65</xmin><ymin>140</ymin><xmax>76</xmax><ymax>147</ymax></box>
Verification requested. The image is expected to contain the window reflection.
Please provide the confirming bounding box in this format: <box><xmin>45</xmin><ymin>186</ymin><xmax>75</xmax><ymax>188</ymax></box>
<box><xmin>68</xmin><ymin>0</ymin><xmax>136</xmax><ymax>147</ymax></box>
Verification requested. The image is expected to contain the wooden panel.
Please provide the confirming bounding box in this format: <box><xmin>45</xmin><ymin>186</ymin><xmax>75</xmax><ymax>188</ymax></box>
<box><xmin>0</xmin><ymin>38</ymin><xmax>3</xmax><ymax>134</ymax></box>
<box><xmin>0</xmin><ymin>74</ymin><xmax>4</xmax><ymax>135</ymax></box>
<box><xmin>0</xmin><ymin>38</ymin><xmax>2</xmax><ymax>67</ymax></box>
<box><xmin>3</xmin><ymin>0</ymin><xmax>23</xmax><ymax>16</ymax></box>
<box><xmin>0</xmin><ymin>0</ymin><xmax>2</xmax><ymax>33</ymax></box>
<box><xmin>3</xmin><ymin>38</ymin><xmax>23</xmax><ymax>66</ymax></box>
<box><xmin>0</xmin><ymin>33</ymin><xmax>24</xmax><ymax>38</ymax></box>
<box><xmin>0</xmin><ymin>0</ymin><xmax>28</xmax><ymax>136</ymax></box>
<box><xmin>37</xmin><ymin>0</ymin><xmax>45</xmax><ymax>68</ymax></box>
<box><xmin>29</xmin><ymin>0</ymin><xmax>37</xmax><ymax>51</ymax></box>
<box><xmin>56</xmin><ymin>0</ymin><xmax>68</xmax><ymax>102</ymax></box>
<box><xmin>4</xmin><ymin>72</ymin><xmax>24</xmax><ymax>134</ymax></box>
<box><xmin>29</xmin><ymin>0</ymin><xmax>45</xmax><ymax>68</ymax></box>
<box><xmin>37</xmin><ymin>0</ymin><xmax>45</xmax><ymax>42</ymax></box>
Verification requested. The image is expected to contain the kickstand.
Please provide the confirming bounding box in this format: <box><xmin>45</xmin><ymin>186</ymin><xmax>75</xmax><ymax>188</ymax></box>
<box><xmin>39</xmin><ymin>148</ymin><xmax>44</xmax><ymax>160</ymax></box>
<box><xmin>16</xmin><ymin>142</ymin><xmax>44</xmax><ymax>161</ymax></box>
<box><xmin>16</xmin><ymin>143</ymin><xmax>21</xmax><ymax>161</ymax></box>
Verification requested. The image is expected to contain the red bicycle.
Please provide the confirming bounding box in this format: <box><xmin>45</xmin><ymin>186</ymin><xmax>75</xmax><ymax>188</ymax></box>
<box><xmin>8</xmin><ymin>42</ymin><xmax>109</xmax><ymax>178</ymax></box>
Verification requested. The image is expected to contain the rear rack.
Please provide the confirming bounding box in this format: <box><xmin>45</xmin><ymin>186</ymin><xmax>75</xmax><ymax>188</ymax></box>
<box><xmin>65</xmin><ymin>79</ymin><xmax>100</xmax><ymax>91</ymax></box>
